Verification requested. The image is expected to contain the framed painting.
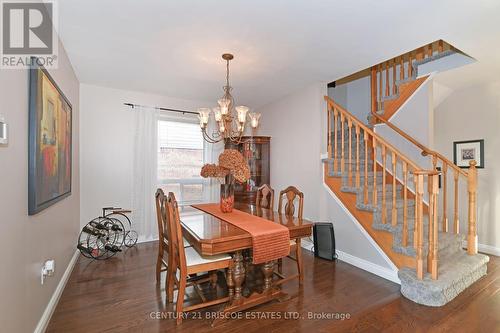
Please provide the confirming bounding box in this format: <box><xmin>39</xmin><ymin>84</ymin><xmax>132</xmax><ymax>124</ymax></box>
<box><xmin>453</xmin><ymin>139</ymin><xmax>484</xmax><ymax>169</ymax></box>
<box><xmin>29</xmin><ymin>60</ymin><xmax>72</xmax><ymax>215</ymax></box>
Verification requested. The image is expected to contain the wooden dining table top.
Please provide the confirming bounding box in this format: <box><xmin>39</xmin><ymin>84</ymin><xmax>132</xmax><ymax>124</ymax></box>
<box><xmin>180</xmin><ymin>202</ymin><xmax>313</xmax><ymax>256</ymax></box>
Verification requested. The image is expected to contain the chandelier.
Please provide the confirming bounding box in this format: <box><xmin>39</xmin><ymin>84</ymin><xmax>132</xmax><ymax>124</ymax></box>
<box><xmin>197</xmin><ymin>53</ymin><xmax>261</xmax><ymax>143</ymax></box>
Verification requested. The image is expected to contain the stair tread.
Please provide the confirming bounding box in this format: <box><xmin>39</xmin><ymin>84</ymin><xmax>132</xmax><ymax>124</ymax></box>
<box><xmin>399</xmin><ymin>251</ymin><xmax>489</xmax><ymax>306</ymax></box>
<box><xmin>399</xmin><ymin>252</ymin><xmax>489</xmax><ymax>287</ymax></box>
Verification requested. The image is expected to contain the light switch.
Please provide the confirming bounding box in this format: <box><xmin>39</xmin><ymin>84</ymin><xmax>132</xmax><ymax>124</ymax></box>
<box><xmin>0</xmin><ymin>115</ymin><xmax>7</xmax><ymax>145</ymax></box>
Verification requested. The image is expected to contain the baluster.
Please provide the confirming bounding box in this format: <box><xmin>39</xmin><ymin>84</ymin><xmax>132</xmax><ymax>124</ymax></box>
<box><xmin>415</xmin><ymin>173</ymin><xmax>425</xmax><ymax>280</ymax></box>
<box><xmin>391</xmin><ymin>152</ymin><xmax>397</xmax><ymax>226</ymax></box>
<box><xmin>364</xmin><ymin>130</ymin><xmax>369</xmax><ymax>205</ymax></box>
<box><xmin>431</xmin><ymin>173</ymin><xmax>439</xmax><ymax>279</ymax></box>
<box><xmin>348</xmin><ymin>117</ymin><xmax>353</xmax><ymax>187</ymax></box>
<box><xmin>333</xmin><ymin>108</ymin><xmax>338</xmax><ymax>174</ymax></box>
<box><xmin>327</xmin><ymin>106</ymin><xmax>332</xmax><ymax>158</ymax></box>
<box><xmin>385</xmin><ymin>61</ymin><xmax>390</xmax><ymax>96</ymax></box>
<box><xmin>454</xmin><ymin>170</ymin><xmax>459</xmax><ymax>233</ymax></box>
<box><xmin>414</xmin><ymin>173</ymin><xmax>418</xmax><ymax>249</ymax></box>
<box><xmin>378</xmin><ymin>64</ymin><xmax>382</xmax><ymax>108</ymax></box>
<box><xmin>467</xmin><ymin>160</ymin><xmax>478</xmax><ymax>255</ymax></box>
<box><xmin>442</xmin><ymin>163</ymin><xmax>448</xmax><ymax>232</ymax></box>
<box><xmin>402</xmin><ymin>162</ymin><xmax>408</xmax><ymax>246</ymax></box>
<box><xmin>427</xmin><ymin>43</ymin><xmax>434</xmax><ymax>58</ymax></box>
<box><xmin>382</xmin><ymin>146</ymin><xmax>387</xmax><ymax>224</ymax></box>
<box><xmin>416</xmin><ymin>47</ymin><xmax>424</xmax><ymax>62</ymax></box>
<box><xmin>372</xmin><ymin>138</ymin><xmax>378</xmax><ymax>207</ymax></box>
<box><xmin>400</xmin><ymin>55</ymin><xmax>404</xmax><ymax>81</ymax></box>
<box><xmin>427</xmin><ymin>174</ymin><xmax>434</xmax><ymax>273</ymax></box>
<box><xmin>371</xmin><ymin>67</ymin><xmax>377</xmax><ymax>114</ymax></box>
<box><xmin>340</xmin><ymin>113</ymin><xmax>345</xmax><ymax>176</ymax></box>
<box><xmin>355</xmin><ymin>125</ymin><xmax>360</xmax><ymax>188</ymax></box>
<box><xmin>432</xmin><ymin>155</ymin><xmax>438</xmax><ymax>172</ymax></box>
<box><xmin>392</xmin><ymin>58</ymin><xmax>397</xmax><ymax>95</ymax></box>
<box><xmin>408</xmin><ymin>51</ymin><xmax>413</xmax><ymax>78</ymax></box>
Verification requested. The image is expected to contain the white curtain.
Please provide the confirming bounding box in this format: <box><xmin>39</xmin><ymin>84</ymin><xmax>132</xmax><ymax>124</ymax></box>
<box><xmin>132</xmin><ymin>106</ymin><xmax>160</xmax><ymax>242</ymax></box>
<box><xmin>203</xmin><ymin>140</ymin><xmax>224</xmax><ymax>202</ymax></box>
<box><xmin>202</xmin><ymin>118</ymin><xmax>224</xmax><ymax>202</ymax></box>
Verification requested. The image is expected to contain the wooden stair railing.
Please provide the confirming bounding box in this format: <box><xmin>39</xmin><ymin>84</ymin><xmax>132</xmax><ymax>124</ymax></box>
<box><xmin>325</xmin><ymin>96</ymin><xmax>478</xmax><ymax>281</ymax></box>
<box><xmin>371</xmin><ymin>40</ymin><xmax>452</xmax><ymax>121</ymax></box>
<box><xmin>369</xmin><ymin>103</ymin><xmax>478</xmax><ymax>256</ymax></box>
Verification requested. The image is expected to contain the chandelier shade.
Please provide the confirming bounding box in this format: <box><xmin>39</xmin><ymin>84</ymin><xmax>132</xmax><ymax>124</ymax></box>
<box><xmin>198</xmin><ymin>53</ymin><xmax>261</xmax><ymax>144</ymax></box>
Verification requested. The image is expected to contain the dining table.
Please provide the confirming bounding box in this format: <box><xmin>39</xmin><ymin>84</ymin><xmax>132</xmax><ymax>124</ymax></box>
<box><xmin>179</xmin><ymin>202</ymin><xmax>313</xmax><ymax>324</ymax></box>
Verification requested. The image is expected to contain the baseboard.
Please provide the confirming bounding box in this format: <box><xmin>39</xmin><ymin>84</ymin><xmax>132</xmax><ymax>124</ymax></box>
<box><xmin>462</xmin><ymin>240</ymin><xmax>500</xmax><ymax>257</ymax></box>
<box><xmin>321</xmin><ymin>169</ymin><xmax>398</xmax><ymax>271</ymax></box>
<box><xmin>137</xmin><ymin>235</ymin><xmax>158</xmax><ymax>244</ymax></box>
<box><xmin>301</xmin><ymin>238</ymin><xmax>314</xmax><ymax>252</ymax></box>
<box><xmin>479</xmin><ymin>243</ymin><xmax>500</xmax><ymax>256</ymax></box>
<box><xmin>300</xmin><ymin>227</ymin><xmax>400</xmax><ymax>284</ymax></box>
<box><xmin>34</xmin><ymin>250</ymin><xmax>80</xmax><ymax>333</ymax></box>
<box><xmin>336</xmin><ymin>250</ymin><xmax>401</xmax><ymax>284</ymax></box>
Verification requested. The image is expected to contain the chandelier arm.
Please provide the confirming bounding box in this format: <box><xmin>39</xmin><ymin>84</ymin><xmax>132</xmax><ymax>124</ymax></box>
<box><xmin>201</xmin><ymin>128</ymin><xmax>222</xmax><ymax>144</ymax></box>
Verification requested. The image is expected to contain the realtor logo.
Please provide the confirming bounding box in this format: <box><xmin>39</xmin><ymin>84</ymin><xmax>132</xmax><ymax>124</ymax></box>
<box><xmin>1</xmin><ymin>1</ymin><xmax>58</xmax><ymax>69</ymax></box>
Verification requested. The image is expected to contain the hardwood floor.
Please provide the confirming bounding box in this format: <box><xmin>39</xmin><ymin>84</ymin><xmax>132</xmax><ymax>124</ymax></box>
<box><xmin>47</xmin><ymin>242</ymin><xmax>500</xmax><ymax>333</ymax></box>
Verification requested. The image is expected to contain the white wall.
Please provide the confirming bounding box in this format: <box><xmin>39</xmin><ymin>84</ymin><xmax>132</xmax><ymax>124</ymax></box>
<box><xmin>328</xmin><ymin>75</ymin><xmax>371</xmax><ymax>124</ymax></box>
<box><xmin>0</xmin><ymin>40</ymin><xmax>80</xmax><ymax>332</ymax></box>
<box><xmin>434</xmin><ymin>81</ymin><xmax>500</xmax><ymax>251</ymax></box>
<box><xmin>257</xmin><ymin>82</ymin><xmax>393</xmax><ymax>270</ymax></box>
<box><xmin>346</xmin><ymin>75</ymin><xmax>371</xmax><ymax>123</ymax></box>
<box><xmin>80</xmin><ymin>84</ymin><xmax>210</xmax><ymax>229</ymax></box>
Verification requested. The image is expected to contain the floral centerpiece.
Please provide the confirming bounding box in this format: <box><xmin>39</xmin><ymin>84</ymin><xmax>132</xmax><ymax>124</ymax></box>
<box><xmin>200</xmin><ymin>149</ymin><xmax>250</xmax><ymax>212</ymax></box>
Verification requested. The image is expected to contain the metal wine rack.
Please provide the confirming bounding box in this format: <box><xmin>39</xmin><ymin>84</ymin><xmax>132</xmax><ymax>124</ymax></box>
<box><xmin>77</xmin><ymin>207</ymin><xmax>138</xmax><ymax>260</ymax></box>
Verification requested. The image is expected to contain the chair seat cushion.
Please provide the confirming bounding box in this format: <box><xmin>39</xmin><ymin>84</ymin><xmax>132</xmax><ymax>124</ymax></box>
<box><xmin>185</xmin><ymin>247</ymin><xmax>231</xmax><ymax>267</ymax></box>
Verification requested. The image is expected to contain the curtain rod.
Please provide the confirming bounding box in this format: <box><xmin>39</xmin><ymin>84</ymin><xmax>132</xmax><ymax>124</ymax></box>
<box><xmin>124</xmin><ymin>103</ymin><xmax>198</xmax><ymax>115</ymax></box>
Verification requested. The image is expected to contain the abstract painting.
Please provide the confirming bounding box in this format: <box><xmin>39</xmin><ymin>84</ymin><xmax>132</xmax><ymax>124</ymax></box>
<box><xmin>29</xmin><ymin>61</ymin><xmax>72</xmax><ymax>215</ymax></box>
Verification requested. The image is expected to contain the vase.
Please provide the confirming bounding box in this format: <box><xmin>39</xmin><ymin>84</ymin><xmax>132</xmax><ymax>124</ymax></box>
<box><xmin>220</xmin><ymin>184</ymin><xmax>235</xmax><ymax>213</ymax></box>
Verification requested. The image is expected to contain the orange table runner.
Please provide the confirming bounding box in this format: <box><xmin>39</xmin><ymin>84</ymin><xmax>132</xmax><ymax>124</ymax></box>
<box><xmin>192</xmin><ymin>203</ymin><xmax>290</xmax><ymax>264</ymax></box>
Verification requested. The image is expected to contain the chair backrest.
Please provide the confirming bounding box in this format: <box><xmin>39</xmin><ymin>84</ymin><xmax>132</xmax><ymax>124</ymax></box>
<box><xmin>166</xmin><ymin>192</ymin><xmax>187</xmax><ymax>273</ymax></box>
<box><xmin>278</xmin><ymin>186</ymin><xmax>304</xmax><ymax>219</ymax></box>
<box><xmin>256</xmin><ymin>184</ymin><xmax>275</xmax><ymax>210</ymax></box>
<box><xmin>155</xmin><ymin>188</ymin><xmax>169</xmax><ymax>247</ymax></box>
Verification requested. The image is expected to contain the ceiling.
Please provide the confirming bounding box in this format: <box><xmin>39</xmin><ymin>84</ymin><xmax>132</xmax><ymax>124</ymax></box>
<box><xmin>59</xmin><ymin>0</ymin><xmax>500</xmax><ymax>109</ymax></box>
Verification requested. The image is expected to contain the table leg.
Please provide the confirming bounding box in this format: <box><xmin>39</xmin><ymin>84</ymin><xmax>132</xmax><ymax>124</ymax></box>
<box><xmin>261</xmin><ymin>260</ymin><xmax>275</xmax><ymax>292</ymax></box>
<box><xmin>226</xmin><ymin>266</ymin><xmax>234</xmax><ymax>299</ymax></box>
<box><xmin>232</xmin><ymin>251</ymin><xmax>246</xmax><ymax>301</ymax></box>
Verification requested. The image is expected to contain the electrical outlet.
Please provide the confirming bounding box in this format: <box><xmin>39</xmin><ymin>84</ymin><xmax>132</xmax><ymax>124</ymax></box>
<box><xmin>0</xmin><ymin>115</ymin><xmax>7</xmax><ymax>145</ymax></box>
<box><xmin>41</xmin><ymin>259</ymin><xmax>55</xmax><ymax>285</ymax></box>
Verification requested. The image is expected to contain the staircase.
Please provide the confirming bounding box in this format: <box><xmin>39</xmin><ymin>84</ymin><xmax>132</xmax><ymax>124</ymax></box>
<box><xmin>323</xmin><ymin>97</ymin><xmax>489</xmax><ymax>306</ymax></box>
<box><xmin>368</xmin><ymin>40</ymin><xmax>464</xmax><ymax>123</ymax></box>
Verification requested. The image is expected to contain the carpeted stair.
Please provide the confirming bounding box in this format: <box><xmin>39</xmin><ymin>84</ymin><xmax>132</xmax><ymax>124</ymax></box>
<box><xmin>323</xmin><ymin>128</ymin><xmax>489</xmax><ymax>306</ymax></box>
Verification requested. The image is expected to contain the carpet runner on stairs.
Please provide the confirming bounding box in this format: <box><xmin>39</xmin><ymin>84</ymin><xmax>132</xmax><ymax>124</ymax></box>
<box><xmin>323</xmin><ymin>128</ymin><xmax>489</xmax><ymax>306</ymax></box>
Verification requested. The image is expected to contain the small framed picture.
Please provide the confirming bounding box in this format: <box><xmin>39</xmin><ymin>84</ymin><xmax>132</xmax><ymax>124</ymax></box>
<box><xmin>453</xmin><ymin>139</ymin><xmax>484</xmax><ymax>168</ymax></box>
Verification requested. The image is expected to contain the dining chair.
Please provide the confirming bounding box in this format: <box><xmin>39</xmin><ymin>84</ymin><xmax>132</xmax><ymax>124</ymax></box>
<box><xmin>256</xmin><ymin>184</ymin><xmax>275</xmax><ymax>210</ymax></box>
<box><xmin>155</xmin><ymin>189</ymin><xmax>171</xmax><ymax>287</ymax></box>
<box><xmin>277</xmin><ymin>185</ymin><xmax>305</xmax><ymax>285</ymax></box>
<box><xmin>166</xmin><ymin>192</ymin><xmax>232</xmax><ymax>325</ymax></box>
<box><xmin>154</xmin><ymin>188</ymin><xmax>192</xmax><ymax>301</ymax></box>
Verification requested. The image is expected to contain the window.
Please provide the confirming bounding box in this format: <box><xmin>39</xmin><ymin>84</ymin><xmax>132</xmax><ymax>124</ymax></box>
<box><xmin>157</xmin><ymin>119</ymin><xmax>206</xmax><ymax>204</ymax></box>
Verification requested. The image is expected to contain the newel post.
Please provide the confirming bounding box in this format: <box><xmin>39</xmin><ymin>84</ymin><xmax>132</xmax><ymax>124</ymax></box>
<box><xmin>467</xmin><ymin>160</ymin><xmax>478</xmax><ymax>255</ymax></box>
